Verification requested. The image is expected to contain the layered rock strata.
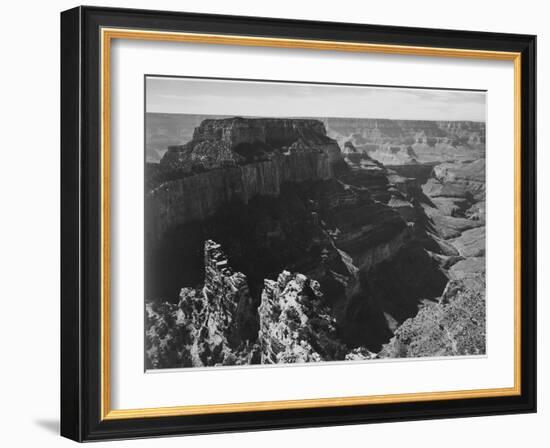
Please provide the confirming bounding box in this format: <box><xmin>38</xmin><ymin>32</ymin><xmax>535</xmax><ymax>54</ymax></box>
<box><xmin>147</xmin><ymin>118</ymin><xmax>342</xmax><ymax>242</ymax></box>
<box><xmin>325</xmin><ymin>118</ymin><xmax>485</xmax><ymax>165</ymax></box>
<box><xmin>145</xmin><ymin>116</ymin><xmax>487</xmax><ymax>366</ymax></box>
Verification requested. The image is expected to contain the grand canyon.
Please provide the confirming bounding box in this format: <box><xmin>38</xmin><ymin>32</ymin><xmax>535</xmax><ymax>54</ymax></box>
<box><xmin>144</xmin><ymin>114</ymin><xmax>486</xmax><ymax>369</ymax></box>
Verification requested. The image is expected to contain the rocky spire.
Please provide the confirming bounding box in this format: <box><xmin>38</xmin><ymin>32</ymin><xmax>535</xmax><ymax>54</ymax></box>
<box><xmin>203</xmin><ymin>240</ymin><xmax>250</xmax><ymax>304</ymax></box>
<box><xmin>145</xmin><ymin>240</ymin><xmax>255</xmax><ymax>368</ymax></box>
<box><xmin>257</xmin><ymin>270</ymin><xmax>345</xmax><ymax>364</ymax></box>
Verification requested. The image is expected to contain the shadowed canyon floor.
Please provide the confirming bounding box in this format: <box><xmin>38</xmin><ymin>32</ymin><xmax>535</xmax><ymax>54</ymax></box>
<box><xmin>144</xmin><ymin>116</ymin><xmax>486</xmax><ymax>369</ymax></box>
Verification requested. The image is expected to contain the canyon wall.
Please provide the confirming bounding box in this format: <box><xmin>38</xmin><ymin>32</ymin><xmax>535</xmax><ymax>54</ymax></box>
<box><xmin>324</xmin><ymin>117</ymin><xmax>485</xmax><ymax>165</ymax></box>
<box><xmin>324</xmin><ymin>118</ymin><xmax>485</xmax><ymax>146</ymax></box>
<box><xmin>146</xmin><ymin>118</ymin><xmax>342</xmax><ymax>242</ymax></box>
<box><xmin>145</xmin><ymin>115</ymin><xmax>487</xmax><ymax>367</ymax></box>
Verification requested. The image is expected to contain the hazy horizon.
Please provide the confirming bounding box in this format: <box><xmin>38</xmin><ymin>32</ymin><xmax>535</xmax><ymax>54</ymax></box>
<box><xmin>146</xmin><ymin>111</ymin><xmax>485</xmax><ymax>123</ymax></box>
<box><xmin>146</xmin><ymin>76</ymin><xmax>486</xmax><ymax>122</ymax></box>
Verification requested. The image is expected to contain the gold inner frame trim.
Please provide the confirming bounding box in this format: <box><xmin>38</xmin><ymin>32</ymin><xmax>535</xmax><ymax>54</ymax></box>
<box><xmin>100</xmin><ymin>27</ymin><xmax>522</xmax><ymax>421</ymax></box>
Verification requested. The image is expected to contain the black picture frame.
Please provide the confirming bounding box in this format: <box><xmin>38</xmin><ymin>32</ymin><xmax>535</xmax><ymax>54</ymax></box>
<box><xmin>61</xmin><ymin>5</ymin><xmax>536</xmax><ymax>442</ymax></box>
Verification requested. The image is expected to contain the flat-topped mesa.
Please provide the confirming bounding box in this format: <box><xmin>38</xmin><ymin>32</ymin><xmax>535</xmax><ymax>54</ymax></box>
<box><xmin>161</xmin><ymin>117</ymin><xmax>343</xmax><ymax>171</ymax></box>
<box><xmin>148</xmin><ymin>118</ymin><xmax>344</xmax><ymax>241</ymax></box>
<box><xmin>192</xmin><ymin>117</ymin><xmax>334</xmax><ymax>149</ymax></box>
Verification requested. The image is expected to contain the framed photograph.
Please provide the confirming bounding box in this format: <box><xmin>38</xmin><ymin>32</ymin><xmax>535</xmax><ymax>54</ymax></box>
<box><xmin>60</xmin><ymin>6</ymin><xmax>536</xmax><ymax>441</ymax></box>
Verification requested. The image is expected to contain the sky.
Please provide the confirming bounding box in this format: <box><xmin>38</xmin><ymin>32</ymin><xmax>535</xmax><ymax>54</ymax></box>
<box><xmin>146</xmin><ymin>76</ymin><xmax>486</xmax><ymax>122</ymax></box>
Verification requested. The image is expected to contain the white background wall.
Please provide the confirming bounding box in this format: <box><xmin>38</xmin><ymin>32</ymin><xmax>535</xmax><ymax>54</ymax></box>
<box><xmin>0</xmin><ymin>0</ymin><xmax>546</xmax><ymax>445</ymax></box>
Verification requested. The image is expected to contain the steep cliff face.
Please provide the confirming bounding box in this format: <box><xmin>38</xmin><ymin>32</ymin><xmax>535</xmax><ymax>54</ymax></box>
<box><xmin>146</xmin><ymin>153</ymin><xmax>334</xmax><ymax>242</ymax></box>
<box><xmin>147</xmin><ymin>118</ymin><xmax>342</xmax><ymax>242</ymax></box>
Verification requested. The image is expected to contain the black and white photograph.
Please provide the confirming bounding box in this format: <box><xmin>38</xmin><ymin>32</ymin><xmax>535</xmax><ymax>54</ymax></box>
<box><xmin>0</xmin><ymin>0</ymin><xmax>542</xmax><ymax>444</ymax></box>
<box><xmin>144</xmin><ymin>76</ymin><xmax>487</xmax><ymax>370</ymax></box>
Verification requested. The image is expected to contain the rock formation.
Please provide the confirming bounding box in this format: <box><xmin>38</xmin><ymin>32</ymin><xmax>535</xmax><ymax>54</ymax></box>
<box><xmin>379</xmin><ymin>276</ymin><xmax>486</xmax><ymax>358</ymax></box>
<box><xmin>145</xmin><ymin>241</ymin><xmax>348</xmax><ymax>367</ymax></box>
<box><xmin>146</xmin><ymin>113</ymin><xmax>229</xmax><ymax>163</ymax></box>
<box><xmin>421</xmin><ymin>158</ymin><xmax>486</xmax><ymax>277</ymax></box>
<box><xmin>144</xmin><ymin>115</ymin><xmax>487</xmax><ymax>367</ymax></box>
<box><xmin>146</xmin><ymin>118</ymin><xmax>342</xmax><ymax>242</ymax></box>
<box><xmin>258</xmin><ymin>271</ymin><xmax>346</xmax><ymax>363</ymax></box>
<box><xmin>324</xmin><ymin>117</ymin><xmax>485</xmax><ymax>165</ymax></box>
<box><xmin>145</xmin><ymin>240</ymin><xmax>256</xmax><ymax>368</ymax></box>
